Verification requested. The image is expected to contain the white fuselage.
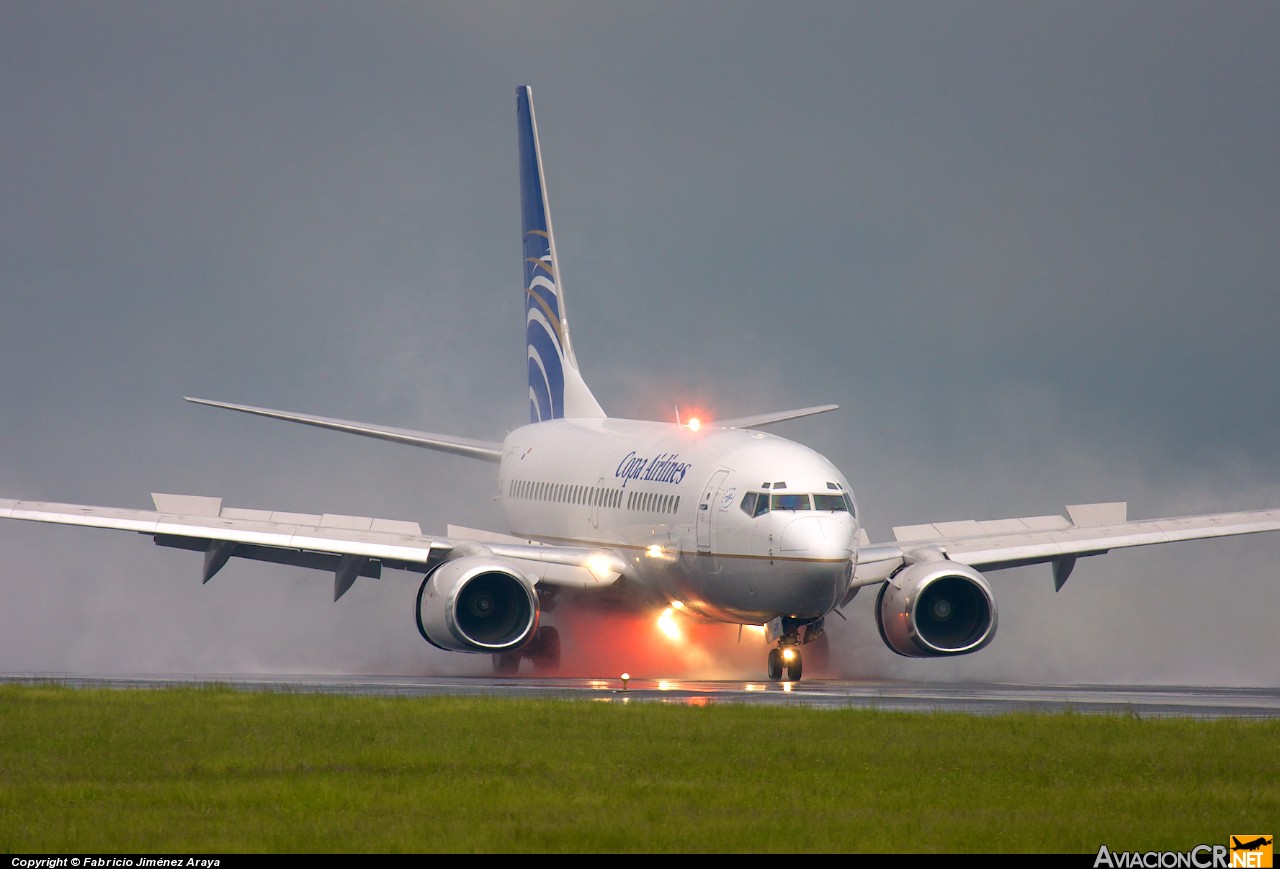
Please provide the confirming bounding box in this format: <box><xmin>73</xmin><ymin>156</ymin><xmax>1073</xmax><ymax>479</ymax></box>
<box><xmin>498</xmin><ymin>418</ymin><xmax>860</xmax><ymax>625</ymax></box>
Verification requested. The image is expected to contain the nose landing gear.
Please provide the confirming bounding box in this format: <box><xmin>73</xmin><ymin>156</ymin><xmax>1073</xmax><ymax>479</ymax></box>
<box><xmin>765</xmin><ymin>617</ymin><xmax>827</xmax><ymax>682</ymax></box>
<box><xmin>767</xmin><ymin>645</ymin><xmax>803</xmax><ymax>681</ymax></box>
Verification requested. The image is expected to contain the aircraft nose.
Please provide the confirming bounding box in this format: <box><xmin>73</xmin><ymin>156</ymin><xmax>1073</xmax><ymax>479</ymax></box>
<box><xmin>779</xmin><ymin>515</ymin><xmax>856</xmax><ymax>561</ymax></box>
<box><xmin>776</xmin><ymin>515</ymin><xmax>857</xmax><ymax>614</ymax></box>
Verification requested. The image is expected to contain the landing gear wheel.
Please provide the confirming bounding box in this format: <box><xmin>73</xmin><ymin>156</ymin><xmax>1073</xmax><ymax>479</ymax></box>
<box><xmin>531</xmin><ymin>626</ymin><xmax>561</xmax><ymax>675</ymax></box>
<box><xmin>767</xmin><ymin>647</ymin><xmax>783</xmax><ymax>680</ymax></box>
<box><xmin>783</xmin><ymin>650</ymin><xmax>803</xmax><ymax>682</ymax></box>
<box><xmin>493</xmin><ymin>651</ymin><xmax>521</xmax><ymax>676</ymax></box>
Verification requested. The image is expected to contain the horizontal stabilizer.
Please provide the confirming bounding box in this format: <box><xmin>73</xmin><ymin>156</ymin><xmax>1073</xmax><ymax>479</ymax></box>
<box><xmin>711</xmin><ymin>404</ymin><xmax>839</xmax><ymax>430</ymax></box>
<box><xmin>185</xmin><ymin>397</ymin><xmax>503</xmax><ymax>463</ymax></box>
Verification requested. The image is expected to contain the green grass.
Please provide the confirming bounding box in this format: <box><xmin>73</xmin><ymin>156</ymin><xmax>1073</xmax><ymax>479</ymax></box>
<box><xmin>1</xmin><ymin>683</ymin><xmax>1275</xmax><ymax>853</ymax></box>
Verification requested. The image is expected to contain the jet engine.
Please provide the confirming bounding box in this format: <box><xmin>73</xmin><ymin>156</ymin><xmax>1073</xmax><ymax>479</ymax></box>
<box><xmin>416</xmin><ymin>556</ymin><xmax>539</xmax><ymax>653</ymax></box>
<box><xmin>875</xmin><ymin>560</ymin><xmax>997</xmax><ymax>657</ymax></box>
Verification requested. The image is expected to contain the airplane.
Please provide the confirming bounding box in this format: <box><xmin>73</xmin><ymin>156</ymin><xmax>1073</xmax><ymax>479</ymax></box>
<box><xmin>1232</xmin><ymin>838</ymin><xmax>1272</xmax><ymax>852</ymax></box>
<box><xmin>4</xmin><ymin>85</ymin><xmax>1280</xmax><ymax>681</ymax></box>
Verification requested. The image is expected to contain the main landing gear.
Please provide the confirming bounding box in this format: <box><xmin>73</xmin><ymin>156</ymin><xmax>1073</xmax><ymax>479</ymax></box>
<box><xmin>766</xmin><ymin>618</ymin><xmax>828</xmax><ymax>682</ymax></box>
<box><xmin>492</xmin><ymin>625</ymin><xmax>561</xmax><ymax>676</ymax></box>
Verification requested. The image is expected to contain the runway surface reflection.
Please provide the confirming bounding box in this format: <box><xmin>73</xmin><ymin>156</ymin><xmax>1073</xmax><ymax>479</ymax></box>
<box><xmin>3</xmin><ymin>673</ymin><xmax>1277</xmax><ymax>718</ymax></box>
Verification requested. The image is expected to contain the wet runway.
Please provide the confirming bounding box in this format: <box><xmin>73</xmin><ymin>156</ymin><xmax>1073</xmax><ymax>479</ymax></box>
<box><xmin>3</xmin><ymin>672</ymin><xmax>1278</xmax><ymax>718</ymax></box>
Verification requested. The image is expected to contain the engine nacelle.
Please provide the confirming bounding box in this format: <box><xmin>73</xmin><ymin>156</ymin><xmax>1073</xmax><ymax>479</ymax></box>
<box><xmin>876</xmin><ymin>560</ymin><xmax>997</xmax><ymax>658</ymax></box>
<box><xmin>416</xmin><ymin>556</ymin><xmax>539</xmax><ymax>653</ymax></box>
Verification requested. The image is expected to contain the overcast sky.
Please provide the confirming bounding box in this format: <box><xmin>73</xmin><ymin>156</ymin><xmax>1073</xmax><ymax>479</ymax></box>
<box><xmin>2</xmin><ymin>2</ymin><xmax>1277</xmax><ymax>684</ymax></box>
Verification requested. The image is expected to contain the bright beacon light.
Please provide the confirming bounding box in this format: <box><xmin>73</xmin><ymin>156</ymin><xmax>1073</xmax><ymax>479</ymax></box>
<box><xmin>656</xmin><ymin>607</ymin><xmax>683</xmax><ymax>642</ymax></box>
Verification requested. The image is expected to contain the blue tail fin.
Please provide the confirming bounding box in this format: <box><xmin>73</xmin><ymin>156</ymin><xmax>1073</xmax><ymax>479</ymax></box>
<box><xmin>517</xmin><ymin>86</ymin><xmax>606</xmax><ymax>423</ymax></box>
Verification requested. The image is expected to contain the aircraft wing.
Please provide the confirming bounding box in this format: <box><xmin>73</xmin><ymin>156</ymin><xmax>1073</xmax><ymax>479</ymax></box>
<box><xmin>853</xmin><ymin>501</ymin><xmax>1280</xmax><ymax>590</ymax></box>
<box><xmin>184</xmin><ymin>397</ymin><xmax>504</xmax><ymax>463</ymax></box>
<box><xmin>0</xmin><ymin>493</ymin><xmax>624</xmax><ymax>601</ymax></box>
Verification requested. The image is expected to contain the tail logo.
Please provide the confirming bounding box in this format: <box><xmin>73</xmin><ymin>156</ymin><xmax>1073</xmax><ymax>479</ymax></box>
<box><xmin>525</xmin><ymin>227</ymin><xmax>566</xmax><ymax>422</ymax></box>
<box><xmin>519</xmin><ymin>86</ymin><xmax>567</xmax><ymax>423</ymax></box>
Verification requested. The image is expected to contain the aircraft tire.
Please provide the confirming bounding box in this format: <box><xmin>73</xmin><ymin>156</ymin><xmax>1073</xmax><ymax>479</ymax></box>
<box><xmin>784</xmin><ymin>651</ymin><xmax>803</xmax><ymax>682</ymax></box>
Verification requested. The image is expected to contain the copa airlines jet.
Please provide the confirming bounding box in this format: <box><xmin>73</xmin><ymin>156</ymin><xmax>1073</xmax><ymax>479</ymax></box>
<box><xmin>5</xmin><ymin>87</ymin><xmax>1280</xmax><ymax>681</ymax></box>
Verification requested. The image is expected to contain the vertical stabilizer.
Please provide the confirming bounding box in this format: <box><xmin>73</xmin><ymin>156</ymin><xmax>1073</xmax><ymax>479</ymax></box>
<box><xmin>518</xmin><ymin>86</ymin><xmax>606</xmax><ymax>423</ymax></box>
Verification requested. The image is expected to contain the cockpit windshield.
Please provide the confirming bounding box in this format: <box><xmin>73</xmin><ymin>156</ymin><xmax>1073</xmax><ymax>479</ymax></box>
<box><xmin>811</xmin><ymin>494</ymin><xmax>848</xmax><ymax>511</ymax></box>
<box><xmin>771</xmin><ymin>493</ymin><xmax>810</xmax><ymax>511</ymax></box>
<box><xmin>740</xmin><ymin>490</ymin><xmax>855</xmax><ymax>517</ymax></box>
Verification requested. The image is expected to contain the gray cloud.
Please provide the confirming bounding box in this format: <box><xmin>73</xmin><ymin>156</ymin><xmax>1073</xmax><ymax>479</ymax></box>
<box><xmin>1</xmin><ymin>2</ymin><xmax>1277</xmax><ymax>684</ymax></box>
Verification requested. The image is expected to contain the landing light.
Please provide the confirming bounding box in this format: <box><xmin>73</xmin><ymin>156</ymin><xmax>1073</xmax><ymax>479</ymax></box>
<box><xmin>688</xmin><ymin>417</ymin><xmax>701</xmax><ymax>432</ymax></box>
<box><xmin>586</xmin><ymin>554</ymin><xmax>617</xmax><ymax>582</ymax></box>
<box><xmin>645</xmin><ymin>544</ymin><xmax>663</xmax><ymax>558</ymax></box>
<box><xmin>781</xmin><ymin>647</ymin><xmax>797</xmax><ymax>663</ymax></box>
<box><xmin>656</xmin><ymin>607</ymin><xmax>683</xmax><ymax>642</ymax></box>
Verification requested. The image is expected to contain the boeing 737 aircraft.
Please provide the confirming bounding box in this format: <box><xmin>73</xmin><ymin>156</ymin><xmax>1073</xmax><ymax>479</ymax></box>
<box><xmin>4</xmin><ymin>87</ymin><xmax>1280</xmax><ymax>681</ymax></box>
